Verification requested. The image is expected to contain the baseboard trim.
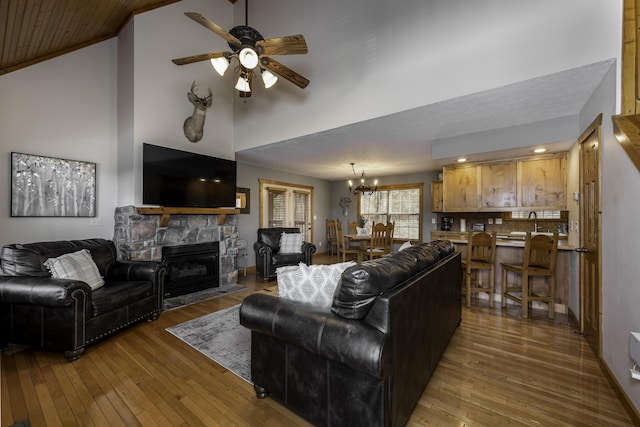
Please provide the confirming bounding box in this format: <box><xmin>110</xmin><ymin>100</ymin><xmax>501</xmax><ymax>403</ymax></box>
<box><xmin>600</xmin><ymin>358</ymin><xmax>640</xmax><ymax>425</ymax></box>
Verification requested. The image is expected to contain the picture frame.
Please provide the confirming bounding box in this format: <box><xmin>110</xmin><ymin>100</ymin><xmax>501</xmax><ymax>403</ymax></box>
<box><xmin>11</xmin><ymin>152</ymin><xmax>96</xmax><ymax>217</ymax></box>
<box><xmin>236</xmin><ymin>187</ymin><xmax>250</xmax><ymax>214</ymax></box>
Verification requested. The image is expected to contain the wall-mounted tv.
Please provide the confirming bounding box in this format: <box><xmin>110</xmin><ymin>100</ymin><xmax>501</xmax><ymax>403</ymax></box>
<box><xmin>143</xmin><ymin>143</ymin><xmax>237</xmax><ymax>208</ymax></box>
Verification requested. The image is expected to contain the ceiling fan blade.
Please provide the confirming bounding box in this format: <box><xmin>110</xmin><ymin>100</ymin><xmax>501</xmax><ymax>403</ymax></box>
<box><xmin>184</xmin><ymin>12</ymin><xmax>242</xmax><ymax>47</ymax></box>
<box><xmin>262</xmin><ymin>57</ymin><xmax>309</xmax><ymax>89</ymax></box>
<box><xmin>256</xmin><ymin>35</ymin><xmax>308</xmax><ymax>56</ymax></box>
<box><xmin>171</xmin><ymin>51</ymin><xmax>231</xmax><ymax>66</ymax></box>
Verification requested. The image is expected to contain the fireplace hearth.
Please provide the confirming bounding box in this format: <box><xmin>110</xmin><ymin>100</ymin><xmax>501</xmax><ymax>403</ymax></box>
<box><xmin>162</xmin><ymin>242</ymin><xmax>219</xmax><ymax>298</ymax></box>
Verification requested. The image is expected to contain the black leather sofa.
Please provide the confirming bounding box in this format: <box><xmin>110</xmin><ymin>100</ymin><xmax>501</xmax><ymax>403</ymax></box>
<box><xmin>240</xmin><ymin>240</ymin><xmax>461</xmax><ymax>426</ymax></box>
<box><xmin>253</xmin><ymin>227</ymin><xmax>316</xmax><ymax>282</ymax></box>
<box><xmin>0</xmin><ymin>238</ymin><xmax>165</xmax><ymax>361</ymax></box>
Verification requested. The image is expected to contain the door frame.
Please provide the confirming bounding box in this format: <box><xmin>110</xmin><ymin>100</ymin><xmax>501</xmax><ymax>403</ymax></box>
<box><xmin>577</xmin><ymin>114</ymin><xmax>603</xmax><ymax>357</ymax></box>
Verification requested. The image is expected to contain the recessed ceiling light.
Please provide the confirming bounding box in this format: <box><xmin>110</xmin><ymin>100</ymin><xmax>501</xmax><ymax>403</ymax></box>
<box><xmin>457</xmin><ymin>158</ymin><xmax>467</xmax><ymax>163</ymax></box>
<box><xmin>533</xmin><ymin>148</ymin><xmax>547</xmax><ymax>153</ymax></box>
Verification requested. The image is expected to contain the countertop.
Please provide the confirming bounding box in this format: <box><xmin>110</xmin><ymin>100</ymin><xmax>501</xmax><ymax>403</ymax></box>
<box><xmin>431</xmin><ymin>231</ymin><xmax>575</xmax><ymax>251</ymax></box>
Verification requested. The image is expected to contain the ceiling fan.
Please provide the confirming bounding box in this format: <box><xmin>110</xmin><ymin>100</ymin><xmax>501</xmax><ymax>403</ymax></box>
<box><xmin>171</xmin><ymin>0</ymin><xmax>309</xmax><ymax>97</ymax></box>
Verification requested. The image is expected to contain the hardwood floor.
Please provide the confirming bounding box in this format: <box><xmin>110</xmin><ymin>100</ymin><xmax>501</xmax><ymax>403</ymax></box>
<box><xmin>1</xmin><ymin>254</ymin><xmax>633</xmax><ymax>426</ymax></box>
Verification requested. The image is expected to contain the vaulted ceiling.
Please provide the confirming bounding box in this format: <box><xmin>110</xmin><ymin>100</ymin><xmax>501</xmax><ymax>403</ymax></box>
<box><xmin>0</xmin><ymin>0</ymin><xmax>184</xmax><ymax>75</ymax></box>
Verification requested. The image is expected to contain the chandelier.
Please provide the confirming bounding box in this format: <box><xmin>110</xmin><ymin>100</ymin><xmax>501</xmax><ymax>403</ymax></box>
<box><xmin>348</xmin><ymin>163</ymin><xmax>378</xmax><ymax>195</ymax></box>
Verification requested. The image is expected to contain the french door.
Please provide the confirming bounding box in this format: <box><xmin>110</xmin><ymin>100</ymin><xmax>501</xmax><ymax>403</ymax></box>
<box><xmin>259</xmin><ymin>179</ymin><xmax>313</xmax><ymax>241</ymax></box>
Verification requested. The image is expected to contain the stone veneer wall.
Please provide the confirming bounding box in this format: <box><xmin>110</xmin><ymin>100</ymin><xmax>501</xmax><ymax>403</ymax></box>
<box><xmin>113</xmin><ymin>206</ymin><xmax>240</xmax><ymax>286</ymax></box>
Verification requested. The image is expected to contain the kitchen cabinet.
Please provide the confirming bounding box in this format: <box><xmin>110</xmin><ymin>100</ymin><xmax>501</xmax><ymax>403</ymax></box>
<box><xmin>431</xmin><ymin>181</ymin><xmax>444</xmax><ymax>212</ymax></box>
<box><xmin>480</xmin><ymin>162</ymin><xmax>517</xmax><ymax>208</ymax></box>
<box><xmin>443</xmin><ymin>165</ymin><xmax>479</xmax><ymax>211</ymax></box>
<box><xmin>520</xmin><ymin>157</ymin><xmax>566</xmax><ymax>209</ymax></box>
<box><xmin>442</xmin><ymin>153</ymin><xmax>567</xmax><ymax>212</ymax></box>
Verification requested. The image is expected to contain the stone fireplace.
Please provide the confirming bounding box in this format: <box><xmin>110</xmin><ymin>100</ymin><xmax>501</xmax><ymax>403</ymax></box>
<box><xmin>113</xmin><ymin>206</ymin><xmax>240</xmax><ymax>290</ymax></box>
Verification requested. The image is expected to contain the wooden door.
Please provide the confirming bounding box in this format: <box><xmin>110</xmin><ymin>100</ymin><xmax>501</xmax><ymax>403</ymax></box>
<box><xmin>578</xmin><ymin>115</ymin><xmax>602</xmax><ymax>357</ymax></box>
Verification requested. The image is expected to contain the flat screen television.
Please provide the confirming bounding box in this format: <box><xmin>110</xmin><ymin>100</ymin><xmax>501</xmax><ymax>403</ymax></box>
<box><xmin>142</xmin><ymin>143</ymin><xmax>237</xmax><ymax>208</ymax></box>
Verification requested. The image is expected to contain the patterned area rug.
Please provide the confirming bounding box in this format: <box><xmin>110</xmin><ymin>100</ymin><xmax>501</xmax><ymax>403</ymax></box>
<box><xmin>163</xmin><ymin>284</ymin><xmax>247</xmax><ymax>311</ymax></box>
<box><xmin>166</xmin><ymin>304</ymin><xmax>251</xmax><ymax>383</ymax></box>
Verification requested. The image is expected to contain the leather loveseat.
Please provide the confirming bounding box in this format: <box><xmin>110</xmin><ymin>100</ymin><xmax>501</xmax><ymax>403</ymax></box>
<box><xmin>0</xmin><ymin>238</ymin><xmax>165</xmax><ymax>361</ymax></box>
<box><xmin>253</xmin><ymin>227</ymin><xmax>316</xmax><ymax>282</ymax></box>
<box><xmin>240</xmin><ymin>240</ymin><xmax>461</xmax><ymax>426</ymax></box>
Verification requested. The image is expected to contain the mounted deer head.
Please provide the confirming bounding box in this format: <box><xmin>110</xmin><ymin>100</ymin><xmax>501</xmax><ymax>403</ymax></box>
<box><xmin>183</xmin><ymin>81</ymin><xmax>213</xmax><ymax>143</ymax></box>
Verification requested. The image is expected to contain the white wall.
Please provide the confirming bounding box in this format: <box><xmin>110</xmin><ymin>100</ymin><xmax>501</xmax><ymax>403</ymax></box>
<box><xmin>602</xmin><ymin>125</ymin><xmax>640</xmax><ymax>408</ymax></box>
<box><xmin>0</xmin><ymin>40</ymin><xmax>118</xmax><ymax>246</ymax></box>
<box><xmin>120</xmin><ymin>0</ymin><xmax>236</xmax><ymax>206</ymax></box>
<box><xmin>233</xmin><ymin>0</ymin><xmax>622</xmax><ymax>151</ymax></box>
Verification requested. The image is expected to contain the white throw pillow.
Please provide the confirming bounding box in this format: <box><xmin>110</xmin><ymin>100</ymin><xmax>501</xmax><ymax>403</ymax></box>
<box><xmin>279</xmin><ymin>232</ymin><xmax>303</xmax><ymax>253</ymax></box>
<box><xmin>398</xmin><ymin>241</ymin><xmax>413</xmax><ymax>251</ymax></box>
<box><xmin>44</xmin><ymin>249</ymin><xmax>105</xmax><ymax>291</ymax></box>
<box><xmin>277</xmin><ymin>261</ymin><xmax>356</xmax><ymax>309</ymax></box>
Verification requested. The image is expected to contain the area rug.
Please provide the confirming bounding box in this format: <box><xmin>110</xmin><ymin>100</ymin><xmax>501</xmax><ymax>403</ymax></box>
<box><xmin>163</xmin><ymin>283</ymin><xmax>247</xmax><ymax>311</ymax></box>
<box><xmin>166</xmin><ymin>304</ymin><xmax>251</xmax><ymax>383</ymax></box>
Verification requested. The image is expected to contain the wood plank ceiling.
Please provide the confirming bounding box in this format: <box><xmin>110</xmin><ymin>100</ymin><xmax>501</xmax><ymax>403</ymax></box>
<box><xmin>0</xmin><ymin>0</ymin><xmax>184</xmax><ymax>75</ymax></box>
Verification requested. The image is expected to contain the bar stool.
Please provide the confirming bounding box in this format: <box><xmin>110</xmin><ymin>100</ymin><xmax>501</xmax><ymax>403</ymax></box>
<box><xmin>501</xmin><ymin>232</ymin><xmax>558</xmax><ymax>319</ymax></box>
<box><xmin>461</xmin><ymin>231</ymin><xmax>497</xmax><ymax>307</ymax></box>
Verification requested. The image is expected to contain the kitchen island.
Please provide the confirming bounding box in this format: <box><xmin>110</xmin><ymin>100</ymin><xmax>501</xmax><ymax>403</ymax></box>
<box><xmin>431</xmin><ymin>230</ymin><xmax>574</xmax><ymax>315</ymax></box>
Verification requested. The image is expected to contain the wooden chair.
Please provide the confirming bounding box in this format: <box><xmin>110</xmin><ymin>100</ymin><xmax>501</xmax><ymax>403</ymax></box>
<box><xmin>347</xmin><ymin>221</ymin><xmax>361</xmax><ymax>250</ymax></box>
<box><xmin>462</xmin><ymin>231</ymin><xmax>497</xmax><ymax>308</ymax></box>
<box><xmin>365</xmin><ymin>222</ymin><xmax>389</xmax><ymax>260</ymax></box>
<box><xmin>326</xmin><ymin>219</ymin><xmax>339</xmax><ymax>256</ymax></box>
<box><xmin>385</xmin><ymin>221</ymin><xmax>395</xmax><ymax>252</ymax></box>
<box><xmin>501</xmin><ymin>232</ymin><xmax>558</xmax><ymax>319</ymax></box>
<box><xmin>335</xmin><ymin>221</ymin><xmax>360</xmax><ymax>262</ymax></box>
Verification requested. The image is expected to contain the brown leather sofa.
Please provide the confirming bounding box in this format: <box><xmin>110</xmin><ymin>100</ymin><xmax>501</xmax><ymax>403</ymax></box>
<box><xmin>0</xmin><ymin>238</ymin><xmax>165</xmax><ymax>361</ymax></box>
<box><xmin>253</xmin><ymin>227</ymin><xmax>316</xmax><ymax>281</ymax></box>
<box><xmin>240</xmin><ymin>240</ymin><xmax>461</xmax><ymax>426</ymax></box>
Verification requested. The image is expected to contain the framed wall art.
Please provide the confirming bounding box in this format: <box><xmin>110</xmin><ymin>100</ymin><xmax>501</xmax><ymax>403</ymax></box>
<box><xmin>11</xmin><ymin>152</ymin><xmax>96</xmax><ymax>217</ymax></box>
<box><xmin>236</xmin><ymin>187</ymin><xmax>250</xmax><ymax>214</ymax></box>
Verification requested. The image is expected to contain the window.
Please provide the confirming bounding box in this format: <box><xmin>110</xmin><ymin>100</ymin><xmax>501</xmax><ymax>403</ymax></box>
<box><xmin>359</xmin><ymin>184</ymin><xmax>423</xmax><ymax>241</ymax></box>
<box><xmin>260</xmin><ymin>179</ymin><xmax>314</xmax><ymax>241</ymax></box>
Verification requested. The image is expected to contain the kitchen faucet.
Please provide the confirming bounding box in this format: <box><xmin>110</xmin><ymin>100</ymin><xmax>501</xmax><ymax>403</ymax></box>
<box><xmin>527</xmin><ymin>211</ymin><xmax>540</xmax><ymax>232</ymax></box>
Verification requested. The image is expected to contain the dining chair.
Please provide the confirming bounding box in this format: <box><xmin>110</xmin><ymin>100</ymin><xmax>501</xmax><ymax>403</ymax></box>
<box><xmin>335</xmin><ymin>221</ymin><xmax>360</xmax><ymax>262</ymax></box>
<box><xmin>462</xmin><ymin>231</ymin><xmax>497</xmax><ymax>308</ymax></box>
<box><xmin>365</xmin><ymin>222</ymin><xmax>389</xmax><ymax>260</ymax></box>
<box><xmin>501</xmin><ymin>232</ymin><xmax>558</xmax><ymax>319</ymax></box>
<box><xmin>385</xmin><ymin>221</ymin><xmax>395</xmax><ymax>252</ymax></box>
<box><xmin>347</xmin><ymin>221</ymin><xmax>361</xmax><ymax>250</ymax></box>
<box><xmin>326</xmin><ymin>219</ymin><xmax>339</xmax><ymax>256</ymax></box>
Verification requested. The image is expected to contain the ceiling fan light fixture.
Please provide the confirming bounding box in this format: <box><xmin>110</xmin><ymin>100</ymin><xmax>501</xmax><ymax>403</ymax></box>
<box><xmin>210</xmin><ymin>56</ymin><xmax>230</xmax><ymax>76</ymax></box>
<box><xmin>261</xmin><ymin>68</ymin><xmax>278</xmax><ymax>88</ymax></box>
<box><xmin>235</xmin><ymin>74</ymin><xmax>251</xmax><ymax>92</ymax></box>
<box><xmin>238</xmin><ymin>47</ymin><xmax>259</xmax><ymax>69</ymax></box>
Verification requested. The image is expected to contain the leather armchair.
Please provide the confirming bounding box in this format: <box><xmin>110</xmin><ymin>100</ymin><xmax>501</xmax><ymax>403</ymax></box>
<box><xmin>253</xmin><ymin>227</ymin><xmax>316</xmax><ymax>282</ymax></box>
<box><xmin>0</xmin><ymin>238</ymin><xmax>165</xmax><ymax>361</ymax></box>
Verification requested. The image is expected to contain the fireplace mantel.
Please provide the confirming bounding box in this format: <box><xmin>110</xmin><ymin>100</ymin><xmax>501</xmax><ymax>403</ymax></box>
<box><xmin>136</xmin><ymin>207</ymin><xmax>239</xmax><ymax>227</ymax></box>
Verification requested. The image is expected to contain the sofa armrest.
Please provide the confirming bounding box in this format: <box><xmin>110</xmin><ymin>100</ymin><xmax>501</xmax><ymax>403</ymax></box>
<box><xmin>107</xmin><ymin>260</ymin><xmax>165</xmax><ymax>283</ymax></box>
<box><xmin>0</xmin><ymin>276</ymin><xmax>91</xmax><ymax>307</ymax></box>
<box><xmin>301</xmin><ymin>242</ymin><xmax>316</xmax><ymax>260</ymax></box>
<box><xmin>240</xmin><ymin>293</ymin><xmax>387</xmax><ymax>378</ymax></box>
<box><xmin>253</xmin><ymin>241</ymin><xmax>274</xmax><ymax>257</ymax></box>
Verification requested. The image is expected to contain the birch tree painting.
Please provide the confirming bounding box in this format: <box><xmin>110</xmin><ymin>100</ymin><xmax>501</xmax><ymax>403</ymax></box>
<box><xmin>11</xmin><ymin>152</ymin><xmax>96</xmax><ymax>217</ymax></box>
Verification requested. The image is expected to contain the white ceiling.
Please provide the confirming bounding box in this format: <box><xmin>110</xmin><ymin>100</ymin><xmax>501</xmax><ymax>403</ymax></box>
<box><xmin>235</xmin><ymin>60</ymin><xmax>613</xmax><ymax>181</ymax></box>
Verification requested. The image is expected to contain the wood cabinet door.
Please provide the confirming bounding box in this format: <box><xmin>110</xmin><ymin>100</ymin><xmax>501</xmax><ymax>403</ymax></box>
<box><xmin>520</xmin><ymin>157</ymin><xmax>566</xmax><ymax>209</ymax></box>
<box><xmin>431</xmin><ymin>181</ymin><xmax>444</xmax><ymax>212</ymax></box>
<box><xmin>480</xmin><ymin>163</ymin><xmax>517</xmax><ymax>208</ymax></box>
<box><xmin>443</xmin><ymin>166</ymin><xmax>479</xmax><ymax>211</ymax></box>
